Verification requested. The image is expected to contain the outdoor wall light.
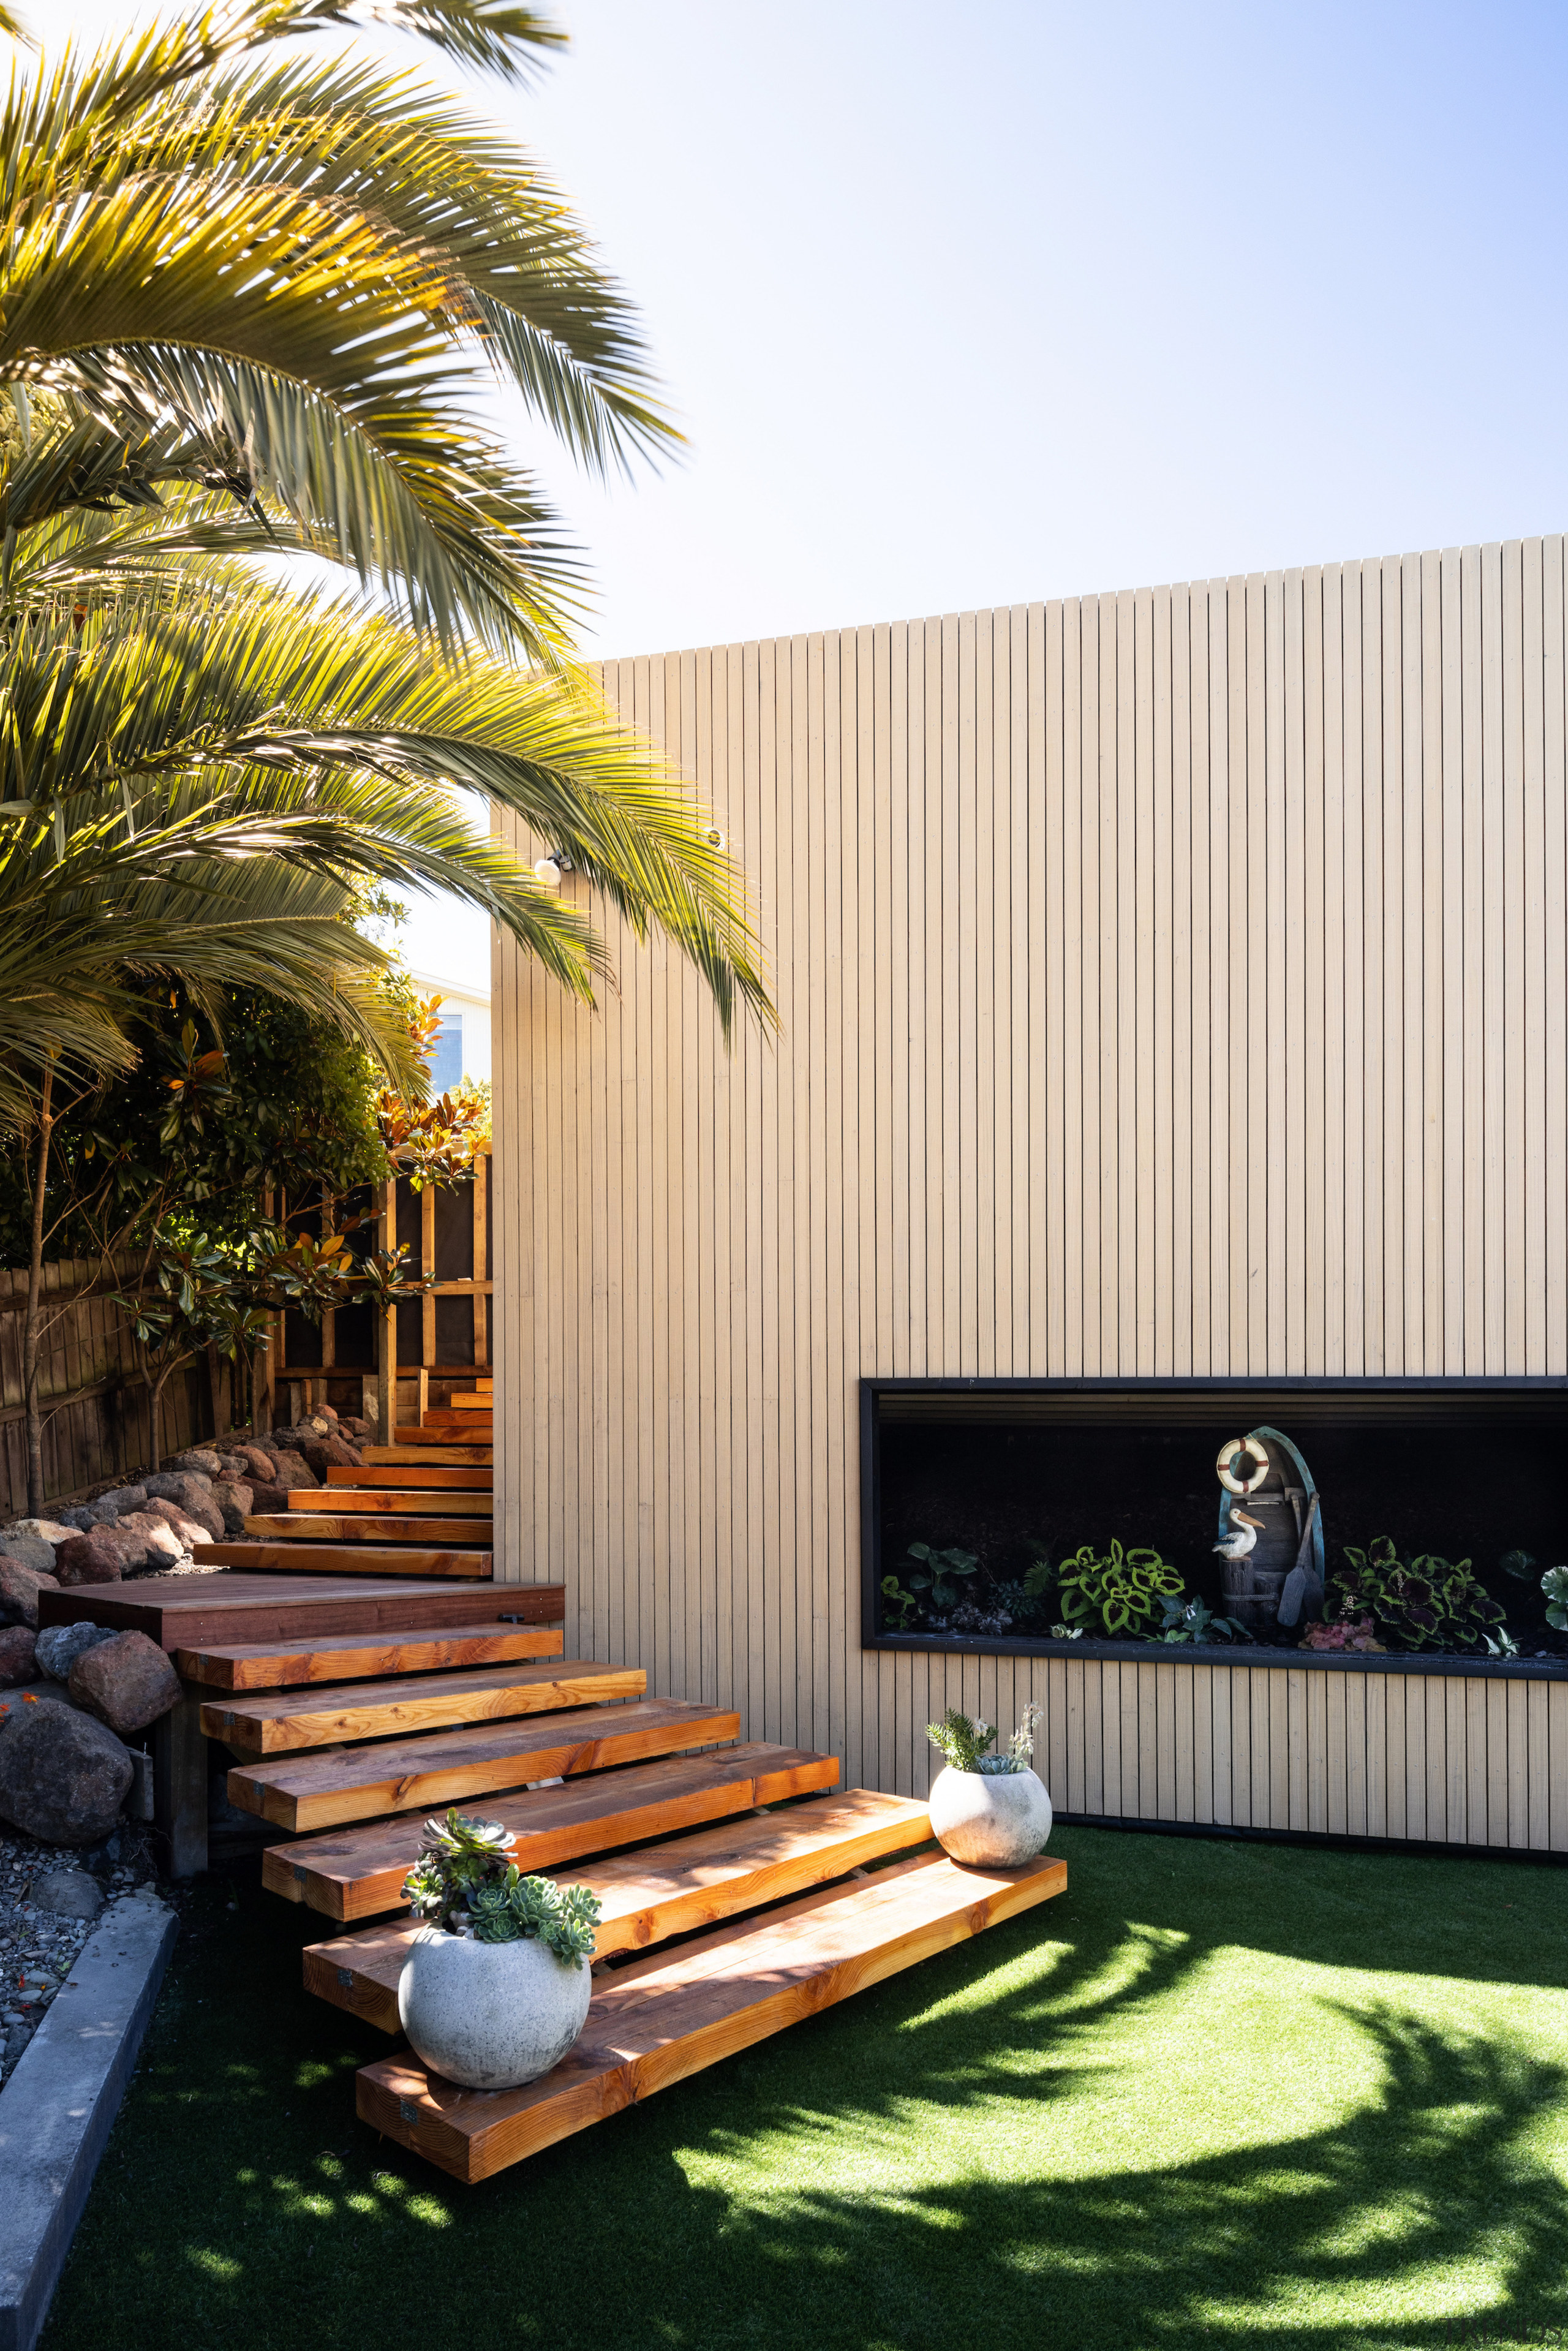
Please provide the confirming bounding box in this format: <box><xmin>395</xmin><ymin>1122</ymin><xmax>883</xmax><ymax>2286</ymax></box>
<box><xmin>701</xmin><ymin>825</ymin><xmax>727</xmax><ymax>852</ymax></box>
<box><xmin>532</xmin><ymin>849</ymin><xmax>572</xmax><ymax>889</ymax></box>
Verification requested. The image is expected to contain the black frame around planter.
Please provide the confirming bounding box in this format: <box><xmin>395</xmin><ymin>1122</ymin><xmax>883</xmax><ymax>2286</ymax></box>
<box><xmin>858</xmin><ymin>1375</ymin><xmax>1568</xmax><ymax>1680</ymax></box>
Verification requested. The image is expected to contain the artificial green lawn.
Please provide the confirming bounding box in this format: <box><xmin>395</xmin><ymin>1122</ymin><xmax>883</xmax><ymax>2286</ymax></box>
<box><xmin>40</xmin><ymin>1825</ymin><xmax>1568</xmax><ymax>2351</ymax></box>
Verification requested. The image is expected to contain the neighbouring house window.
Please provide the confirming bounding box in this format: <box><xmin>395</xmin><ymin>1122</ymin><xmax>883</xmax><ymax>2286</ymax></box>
<box><xmin>429</xmin><ymin>1009</ymin><xmax>464</xmax><ymax>1093</ymax></box>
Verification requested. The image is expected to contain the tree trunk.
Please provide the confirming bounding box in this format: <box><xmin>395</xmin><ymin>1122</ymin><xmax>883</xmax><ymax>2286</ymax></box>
<box><xmin>21</xmin><ymin>1063</ymin><xmax>55</xmax><ymax>1516</ymax></box>
<box><xmin>146</xmin><ymin>1362</ymin><xmax>172</xmax><ymax>1474</ymax></box>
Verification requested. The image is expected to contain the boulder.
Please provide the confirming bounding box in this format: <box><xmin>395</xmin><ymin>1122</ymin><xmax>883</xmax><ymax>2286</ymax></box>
<box><xmin>53</xmin><ymin>1526</ymin><xmax>134</xmax><ymax>1587</ymax></box>
<box><xmin>300</xmin><ymin>1435</ymin><xmax>360</xmax><ymax>1477</ymax></box>
<box><xmin>0</xmin><ymin>1559</ymin><xmax>59</xmax><ymax>1629</ymax></box>
<box><xmin>0</xmin><ymin>1625</ymin><xmax>37</xmax><ymax>1685</ymax></box>
<box><xmin>213</xmin><ymin>1452</ymin><xmax>252</xmax><ymax>1484</ymax></box>
<box><xmin>169</xmin><ymin>1447</ymin><xmax>224</xmax><ymax>1477</ymax></box>
<box><xmin>232</xmin><ymin>1443</ymin><xmax>277</xmax><ymax>1485</ymax></box>
<box><xmin>5</xmin><ymin>1518</ymin><xmax>75</xmax><ymax>1548</ymax></box>
<box><xmin>0</xmin><ymin>1698</ymin><xmax>132</xmax><ymax>1845</ymax></box>
<box><xmin>245</xmin><ymin>1481</ymin><xmax>289</xmax><ymax>1516</ymax></box>
<box><xmin>112</xmin><ymin>1511</ymin><xmax>186</xmax><ymax>1571</ymax></box>
<box><xmin>0</xmin><ymin>1532</ymin><xmax>55</xmax><ymax>1577</ymax></box>
<box><xmin>56</xmin><ymin>1506</ymin><xmax>95</xmax><ymax>1532</ymax></box>
<box><xmin>141</xmin><ymin>1498</ymin><xmax>209</xmax><ymax>1550</ymax></box>
<box><xmin>36</xmin><ymin>1621</ymin><xmax>118</xmax><ymax>1681</ymax></box>
<box><xmin>32</xmin><ymin>1866</ymin><xmax>105</xmax><ymax>1920</ymax></box>
<box><xmin>143</xmin><ymin>1474</ymin><xmax>224</xmax><ymax>1540</ymax></box>
<box><xmin>95</xmin><ymin>1484</ymin><xmax>148</xmax><ymax>1517</ymax></box>
<box><xmin>209</xmin><ymin>1479</ymin><xmax>255</xmax><ymax>1534</ymax></box>
<box><xmin>316</xmin><ymin>1404</ymin><xmax>339</xmax><ymax>1424</ymax></box>
<box><xmin>69</xmin><ymin>1630</ymin><xmax>182</xmax><ymax>1734</ymax></box>
<box><xmin>270</xmin><ymin>1448</ymin><xmax>316</xmax><ymax>1490</ymax></box>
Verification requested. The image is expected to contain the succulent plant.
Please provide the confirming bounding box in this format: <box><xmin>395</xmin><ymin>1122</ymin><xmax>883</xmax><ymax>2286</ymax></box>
<box><xmin>402</xmin><ymin>1809</ymin><xmax>601</xmax><ymax>1963</ymax></box>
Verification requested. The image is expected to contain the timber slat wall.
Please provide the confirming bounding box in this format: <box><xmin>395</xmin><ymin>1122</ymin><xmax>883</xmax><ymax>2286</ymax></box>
<box><xmin>493</xmin><ymin>536</ymin><xmax>1568</xmax><ymax>1849</ymax></box>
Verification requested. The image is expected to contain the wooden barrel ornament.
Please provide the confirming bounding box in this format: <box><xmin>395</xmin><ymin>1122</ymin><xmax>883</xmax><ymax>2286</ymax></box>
<box><xmin>1214</xmin><ymin>1428</ymin><xmax>1325</xmax><ymax>1639</ymax></box>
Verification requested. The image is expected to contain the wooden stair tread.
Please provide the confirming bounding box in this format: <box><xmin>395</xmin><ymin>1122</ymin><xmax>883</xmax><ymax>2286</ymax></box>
<box><xmin>265</xmin><ymin>1743</ymin><xmax>840</xmax><ymax>1919</ymax></box>
<box><xmin>325</xmin><ymin>1468</ymin><xmax>493</xmax><ymax>1490</ymax></box>
<box><xmin>444</xmin><ymin>1394</ymin><xmax>491</xmax><ymax>1409</ymax></box>
<box><xmin>233</xmin><ymin>1699</ymin><xmax>741</xmax><ymax>1829</ymax></box>
<box><xmin>206</xmin><ymin>1656</ymin><xmax>643</xmax><ymax>1754</ymax></box>
<box><xmin>358</xmin><ymin>1852</ymin><xmax>1067</xmax><ymax>2181</ymax></box>
<box><xmin>282</xmin><ymin>1490</ymin><xmax>494</xmax><ymax>1515</ymax></box>
<box><xmin>175</xmin><ymin>1623</ymin><xmax>563</xmax><ymax>1691</ymax></box>
<box><xmin>362</xmin><ymin>1446</ymin><xmax>492</xmax><ymax>1466</ymax></box>
<box><xmin>197</xmin><ymin>1541</ymin><xmax>492</xmax><ymax>1578</ymax></box>
<box><xmin>390</xmin><ymin>1428</ymin><xmax>492</xmax><ymax>1448</ymax></box>
<box><xmin>243</xmin><ymin>1514</ymin><xmax>494</xmax><ymax>1544</ymax></box>
<box><xmin>304</xmin><ymin>1789</ymin><xmax>933</xmax><ymax>2028</ymax></box>
<box><xmin>39</xmin><ymin>1574</ymin><xmax>564</xmax><ymax>1648</ymax></box>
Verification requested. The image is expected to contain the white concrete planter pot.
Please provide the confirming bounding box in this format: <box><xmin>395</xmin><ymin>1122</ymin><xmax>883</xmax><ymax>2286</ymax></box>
<box><xmin>927</xmin><ymin>1765</ymin><xmax>1053</xmax><ymax>1867</ymax></box>
<box><xmin>397</xmin><ymin>1928</ymin><xmax>592</xmax><ymax>2090</ymax></box>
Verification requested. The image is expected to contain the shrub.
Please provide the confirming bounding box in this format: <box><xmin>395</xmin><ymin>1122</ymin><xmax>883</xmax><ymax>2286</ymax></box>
<box><xmin>1049</xmin><ymin>1541</ymin><xmax>1183</xmax><ymax>1639</ymax></box>
<box><xmin>1333</xmin><ymin>1538</ymin><xmax>1506</xmax><ymax>1653</ymax></box>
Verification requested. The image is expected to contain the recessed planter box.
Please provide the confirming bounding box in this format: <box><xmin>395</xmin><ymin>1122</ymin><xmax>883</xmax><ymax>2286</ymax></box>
<box><xmin>862</xmin><ymin>1378</ymin><xmax>1568</xmax><ymax>1855</ymax></box>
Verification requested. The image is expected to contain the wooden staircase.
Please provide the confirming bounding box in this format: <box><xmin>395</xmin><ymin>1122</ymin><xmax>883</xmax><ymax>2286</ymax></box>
<box><xmin>195</xmin><ymin>1379</ymin><xmax>496</xmax><ymax>1580</ymax></box>
<box><xmin>39</xmin><ymin>1379</ymin><xmax>1067</xmax><ymax>2183</ymax></box>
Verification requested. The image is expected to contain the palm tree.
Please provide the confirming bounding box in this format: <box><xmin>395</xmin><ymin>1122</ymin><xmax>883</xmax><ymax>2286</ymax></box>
<box><xmin>0</xmin><ymin>0</ymin><xmax>673</xmax><ymax>654</ymax></box>
<box><xmin>0</xmin><ymin>0</ymin><xmax>778</xmax><ymax>1504</ymax></box>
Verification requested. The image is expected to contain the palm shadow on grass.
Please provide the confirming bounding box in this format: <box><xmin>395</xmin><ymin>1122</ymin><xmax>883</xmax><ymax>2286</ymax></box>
<box><xmin>40</xmin><ymin>1826</ymin><xmax>1568</xmax><ymax>2351</ymax></box>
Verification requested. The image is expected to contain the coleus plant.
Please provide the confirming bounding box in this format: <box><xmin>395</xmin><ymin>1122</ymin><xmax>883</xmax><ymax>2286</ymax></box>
<box><xmin>402</xmin><ymin>1809</ymin><xmax>601</xmax><ymax>1963</ymax></box>
<box><xmin>1333</xmin><ymin>1539</ymin><xmax>1507</xmax><ymax>1653</ymax></box>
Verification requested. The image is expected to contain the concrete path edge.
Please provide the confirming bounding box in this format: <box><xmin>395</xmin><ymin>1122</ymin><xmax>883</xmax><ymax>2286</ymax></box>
<box><xmin>0</xmin><ymin>1892</ymin><xmax>178</xmax><ymax>2351</ymax></box>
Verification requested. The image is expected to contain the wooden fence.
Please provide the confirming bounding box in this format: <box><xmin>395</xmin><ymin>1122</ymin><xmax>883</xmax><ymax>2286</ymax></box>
<box><xmin>266</xmin><ymin>1152</ymin><xmax>492</xmax><ymax>1436</ymax></box>
<box><xmin>0</xmin><ymin>1261</ymin><xmax>206</xmax><ymax>1513</ymax></box>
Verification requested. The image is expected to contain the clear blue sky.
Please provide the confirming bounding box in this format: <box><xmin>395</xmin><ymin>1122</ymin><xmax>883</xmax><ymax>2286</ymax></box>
<box><xmin>55</xmin><ymin>0</ymin><xmax>1568</xmax><ymax>979</ymax></box>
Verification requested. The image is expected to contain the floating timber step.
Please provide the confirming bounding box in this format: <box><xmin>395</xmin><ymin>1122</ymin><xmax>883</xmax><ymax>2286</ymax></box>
<box><xmin>196</xmin><ymin>1540</ymin><xmax>493</xmax><ymax>1579</ymax></box>
<box><xmin>243</xmin><ymin>1514</ymin><xmax>495</xmax><ymax>1547</ymax></box>
<box><xmin>358</xmin><ymin>1852</ymin><xmax>1066</xmax><ymax>2182</ymax></box>
<box><xmin>325</xmin><ymin>1467</ymin><xmax>493</xmax><ymax>1491</ymax></box>
<box><xmin>175</xmin><ymin>1622</ymin><xmax>564</xmax><ymax>1692</ymax></box>
<box><xmin>394</xmin><ymin>1425</ymin><xmax>491</xmax><ymax>1446</ymax></box>
<box><xmin>39</xmin><ymin>1573</ymin><xmax>565</xmax><ymax>1651</ymax></box>
<box><xmin>266</xmin><ymin>1743</ymin><xmax>839</xmax><ymax>1920</ymax></box>
<box><xmin>304</xmin><ymin>1789</ymin><xmax>933</xmax><ymax>2029</ymax></box>
<box><xmin>233</xmin><ymin>1697</ymin><xmax>741</xmax><ymax>1830</ymax></box>
<box><xmin>445</xmin><ymin>1394</ymin><xmax>491</xmax><ymax>1411</ymax></box>
<box><xmin>206</xmin><ymin>1658</ymin><xmax>647</xmax><ymax>1756</ymax></box>
<box><xmin>363</xmin><ymin>1446</ymin><xmax>492</xmax><ymax>1467</ymax></box>
<box><xmin>284</xmin><ymin>1489</ymin><xmax>493</xmax><ymax>1516</ymax></box>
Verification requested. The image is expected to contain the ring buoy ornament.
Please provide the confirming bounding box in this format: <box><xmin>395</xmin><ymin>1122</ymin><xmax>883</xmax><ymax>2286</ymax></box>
<box><xmin>1216</xmin><ymin>1436</ymin><xmax>1269</xmax><ymax>1495</ymax></box>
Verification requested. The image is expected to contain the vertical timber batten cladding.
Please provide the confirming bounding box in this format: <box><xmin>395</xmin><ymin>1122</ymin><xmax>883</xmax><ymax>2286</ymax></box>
<box><xmin>493</xmin><ymin>537</ymin><xmax>1568</xmax><ymax>1848</ymax></box>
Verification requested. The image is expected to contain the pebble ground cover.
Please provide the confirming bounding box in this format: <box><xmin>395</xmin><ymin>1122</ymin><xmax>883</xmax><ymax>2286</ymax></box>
<box><xmin>39</xmin><ymin>1824</ymin><xmax>1568</xmax><ymax>2351</ymax></box>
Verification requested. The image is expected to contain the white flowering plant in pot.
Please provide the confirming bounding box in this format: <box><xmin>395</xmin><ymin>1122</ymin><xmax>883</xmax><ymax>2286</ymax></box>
<box><xmin>925</xmin><ymin>1702</ymin><xmax>1052</xmax><ymax>1866</ymax></box>
<box><xmin>396</xmin><ymin>1809</ymin><xmax>603</xmax><ymax>2090</ymax></box>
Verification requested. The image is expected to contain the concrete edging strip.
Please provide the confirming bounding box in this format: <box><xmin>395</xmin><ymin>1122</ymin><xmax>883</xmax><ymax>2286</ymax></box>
<box><xmin>0</xmin><ymin>1892</ymin><xmax>178</xmax><ymax>2351</ymax></box>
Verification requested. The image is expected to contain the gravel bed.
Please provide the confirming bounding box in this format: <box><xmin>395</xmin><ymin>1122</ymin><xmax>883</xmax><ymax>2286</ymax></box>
<box><xmin>0</xmin><ymin>1821</ymin><xmax>161</xmax><ymax>2085</ymax></box>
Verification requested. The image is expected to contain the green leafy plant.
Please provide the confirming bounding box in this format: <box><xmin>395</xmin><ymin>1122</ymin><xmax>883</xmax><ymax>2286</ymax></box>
<box><xmin>402</xmin><ymin>1810</ymin><xmax>601</xmax><ymax>1965</ymax></box>
<box><xmin>927</xmin><ymin>1702</ymin><xmax>1042</xmax><ymax>1777</ymax></box>
<box><xmin>880</xmin><ymin>1574</ymin><xmax>922</xmax><ymax>1632</ymax></box>
<box><xmin>1052</xmin><ymin>1541</ymin><xmax>1184</xmax><ymax>1639</ymax></box>
<box><xmin>1542</xmin><ymin>1565</ymin><xmax>1568</xmax><ymax>1632</ymax></box>
<box><xmin>1499</xmin><ymin>1549</ymin><xmax>1539</xmax><ymax>1582</ymax></box>
<box><xmin>1158</xmin><ymin>1596</ymin><xmax>1246</xmax><ymax>1645</ymax></box>
<box><xmin>1334</xmin><ymin>1538</ymin><xmax>1507</xmax><ymax>1653</ymax></box>
<box><xmin>903</xmin><ymin>1544</ymin><xmax>980</xmax><ymax>1611</ymax></box>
